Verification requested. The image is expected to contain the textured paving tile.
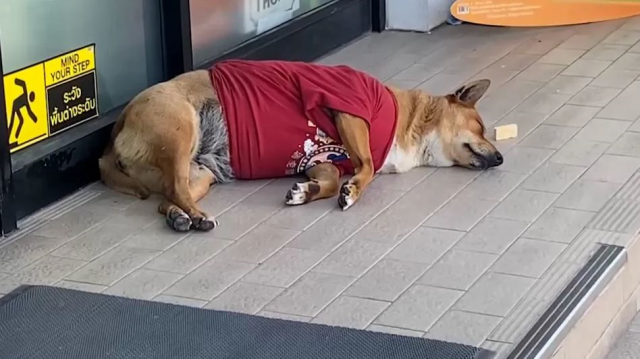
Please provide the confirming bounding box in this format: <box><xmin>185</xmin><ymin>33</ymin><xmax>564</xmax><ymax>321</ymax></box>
<box><xmin>591</xmin><ymin>68</ymin><xmax>640</xmax><ymax>89</ymax></box>
<box><xmin>611</xmin><ymin>53</ymin><xmax>640</xmax><ymax>71</ymax></box>
<box><xmin>33</xmin><ymin>205</ymin><xmax>115</xmax><ymax>239</ymax></box>
<box><xmin>418</xmin><ymin>250</ymin><xmax>498</xmax><ymax>291</ymax></box>
<box><xmin>264</xmin><ymin>272</ymin><xmax>354</xmax><ymax>317</ymax></box>
<box><xmin>205</xmin><ymin>282</ymin><xmax>284</xmax><ymax>314</ymax></box>
<box><xmin>121</xmin><ymin>221</ymin><xmax>189</xmax><ymax>251</ymax></box>
<box><xmin>241</xmin><ymin>247</ymin><xmax>324</xmax><ymax>288</ymax></box>
<box><xmin>524</xmin><ymin>207</ymin><xmax>595</xmax><ymax>243</ymax></box>
<box><xmin>608</xmin><ymin>132</ymin><xmax>640</xmax><ymax>158</ymax></box>
<box><xmin>497</xmin><ymin>146</ymin><xmax>554</xmax><ymax>174</ymax></box>
<box><xmin>386</xmin><ymin>227</ymin><xmax>464</xmax><ymax>265</ymax></box>
<box><xmin>51</xmin><ymin>223</ymin><xmax>137</xmax><ymax>261</ymax></box>
<box><xmin>455</xmin><ymin>217</ymin><xmax>528</xmax><ymax>254</ymax></box>
<box><xmin>374</xmin><ymin>285</ymin><xmax>463</xmax><ymax>332</ymax></box>
<box><xmin>314</xmin><ymin>239</ymin><xmax>393</xmax><ymax>277</ymax></box>
<box><xmin>606</xmin><ymin>331</ymin><xmax>640</xmax><ymax>359</ymax></box>
<box><xmin>216</xmin><ymin>225</ymin><xmax>300</xmax><ymax>264</ymax></box>
<box><xmin>212</xmin><ymin>203</ymin><xmax>282</xmax><ymax>240</ymax></box>
<box><xmin>491</xmin><ymin>238</ymin><xmax>567</xmax><ymax>278</ymax></box>
<box><xmin>345</xmin><ymin>259</ymin><xmax>429</xmax><ymax>302</ymax></box>
<box><xmin>540</xmin><ymin>75</ymin><xmax>591</xmax><ymax>96</ymax></box>
<box><xmin>454</xmin><ymin>272</ymin><xmax>536</xmax><ymax>317</ymax></box>
<box><xmin>65</xmin><ymin>246</ymin><xmax>159</xmax><ymax>286</ymax></box>
<box><xmin>549</xmin><ymin>138</ymin><xmax>610</xmax><ymax>167</ymax></box>
<box><xmin>538</xmin><ymin>48</ymin><xmax>585</xmax><ymax>65</ymax></box>
<box><xmin>582</xmin><ymin>155</ymin><xmax>640</xmax><ymax>184</ymax></box>
<box><xmin>144</xmin><ymin>235</ymin><xmax>232</xmax><ymax>274</ymax></box>
<box><xmin>575</xmin><ymin>118</ymin><xmax>630</xmax><ymax>143</ymax></box>
<box><xmin>583</xmin><ymin>44</ymin><xmax>629</xmax><ymax>61</ymax></box>
<box><xmin>424</xmin><ymin>196</ymin><xmax>498</xmax><ymax>232</ymax></box>
<box><xmin>162</xmin><ymin>259</ymin><xmax>255</xmax><ymax>301</ymax></box>
<box><xmin>0</xmin><ymin>235</ymin><xmax>70</xmax><ymax>273</ymax></box>
<box><xmin>489</xmin><ymin>189</ymin><xmax>558</xmax><ymax>222</ymax></box>
<box><xmin>562</xmin><ymin>59</ymin><xmax>612</xmax><ymax>77</ymax></box>
<box><xmin>517</xmin><ymin>63</ymin><xmax>566</xmax><ymax>82</ymax></box>
<box><xmin>519</xmin><ymin>162</ymin><xmax>586</xmax><ymax>193</ymax></box>
<box><xmin>102</xmin><ymin>268</ymin><xmax>183</xmax><ymax>300</ymax></box>
<box><xmin>0</xmin><ymin>256</ymin><xmax>87</xmax><ymax>294</ymax></box>
<box><xmin>603</xmin><ymin>29</ymin><xmax>640</xmax><ymax>46</ymax></box>
<box><xmin>369</xmin><ymin>167</ymin><xmax>435</xmax><ymax>192</ymax></box>
<box><xmin>263</xmin><ymin>199</ymin><xmax>334</xmax><ymax>231</ymax></box>
<box><xmin>544</xmin><ymin>104</ymin><xmax>601</xmax><ymax>127</ymax></box>
<box><xmin>426</xmin><ymin>311</ymin><xmax>502</xmax><ymax>347</ymax></box>
<box><xmin>598</xmin><ymin>81</ymin><xmax>640</xmax><ymax>121</ymax></box>
<box><xmin>519</xmin><ymin>125</ymin><xmax>579</xmax><ymax>150</ymax></box>
<box><xmin>489</xmin><ymin>53</ymin><xmax>539</xmax><ymax>71</ymax></box>
<box><xmin>567</xmin><ymin>86</ymin><xmax>621</xmax><ymax>107</ymax></box>
<box><xmin>457</xmin><ymin>170</ymin><xmax>526</xmax><ymax>202</ymax></box>
<box><xmin>312</xmin><ymin>296</ymin><xmax>390</xmax><ymax>329</ymax></box>
<box><xmin>555</xmin><ymin>179</ymin><xmax>622</xmax><ymax>212</ymax></box>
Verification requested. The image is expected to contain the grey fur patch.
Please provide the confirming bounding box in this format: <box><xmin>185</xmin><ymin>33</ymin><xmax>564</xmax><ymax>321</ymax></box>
<box><xmin>195</xmin><ymin>100</ymin><xmax>235</xmax><ymax>184</ymax></box>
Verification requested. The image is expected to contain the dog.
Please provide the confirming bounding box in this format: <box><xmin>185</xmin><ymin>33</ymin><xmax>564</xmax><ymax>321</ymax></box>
<box><xmin>99</xmin><ymin>59</ymin><xmax>503</xmax><ymax>232</ymax></box>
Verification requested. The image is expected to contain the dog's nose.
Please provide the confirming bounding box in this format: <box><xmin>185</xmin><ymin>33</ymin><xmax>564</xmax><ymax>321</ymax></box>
<box><xmin>494</xmin><ymin>152</ymin><xmax>504</xmax><ymax>166</ymax></box>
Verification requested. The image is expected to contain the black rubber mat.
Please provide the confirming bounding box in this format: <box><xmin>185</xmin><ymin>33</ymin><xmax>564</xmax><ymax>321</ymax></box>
<box><xmin>0</xmin><ymin>285</ymin><xmax>495</xmax><ymax>359</ymax></box>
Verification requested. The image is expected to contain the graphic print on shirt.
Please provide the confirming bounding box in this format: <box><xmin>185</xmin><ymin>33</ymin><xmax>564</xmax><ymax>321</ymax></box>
<box><xmin>284</xmin><ymin>120</ymin><xmax>350</xmax><ymax>175</ymax></box>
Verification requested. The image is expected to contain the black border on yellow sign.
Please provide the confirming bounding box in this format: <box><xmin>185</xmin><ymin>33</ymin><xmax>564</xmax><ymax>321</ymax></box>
<box><xmin>4</xmin><ymin>43</ymin><xmax>98</xmax><ymax>153</ymax></box>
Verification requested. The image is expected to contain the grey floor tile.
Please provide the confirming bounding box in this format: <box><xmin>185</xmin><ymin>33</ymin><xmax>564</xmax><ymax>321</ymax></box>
<box><xmin>153</xmin><ymin>295</ymin><xmax>208</xmax><ymax>308</ymax></box>
<box><xmin>519</xmin><ymin>162</ymin><xmax>586</xmax><ymax>193</ymax></box>
<box><xmin>606</xmin><ymin>331</ymin><xmax>640</xmax><ymax>359</ymax></box>
<box><xmin>458</xmin><ymin>170</ymin><xmax>526</xmax><ymax>202</ymax></box>
<box><xmin>264</xmin><ymin>199</ymin><xmax>334</xmax><ymax>231</ymax></box>
<box><xmin>205</xmin><ymin>282</ymin><xmax>284</xmax><ymax>314</ymax></box>
<box><xmin>102</xmin><ymin>199</ymin><xmax>164</xmax><ymax>229</ymax></box>
<box><xmin>544</xmin><ymin>104</ymin><xmax>600</xmax><ymax>127</ymax></box>
<box><xmin>517</xmin><ymin>63</ymin><xmax>566</xmax><ymax>82</ymax></box>
<box><xmin>369</xmin><ymin>167</ymin><xmax>436</xmax><ymax>192</ymax></box>
<box><xmin>33</xmin><ymin>205</ymin><xmax>115</xmax><ymax>240</ymax></box>
<box><xmin>611</xmin><ymin>53</ymin><xmax>640</xmax><ymax>71</ymax></box>
<box><xmin>497</xmin><ymin>146</ymin><xmax>554</xmax><ymax>174</ymax></box>
<box><xmin>374</xmin><ymin>284</ymin><xmax>464</xmax><ymax>332</ymax></box>
<box><xmin>257</xmin><ymin>311</ymin><xmax>312</xmax><ymax>323</ymax></box>
<box><xmin>540</xmin><ymin>76</ymin><xmax>591</xmax><ymax>96</ymax></box>
<box><xmin>0</xmin><ymin>234</ymin><xmax>70</xmax><ymax>273</ymax></box>
<box><xmin>477</xmin><ymin>80</ymin><xmax>544</xmax><ymax>124</ymax></box>
<box><xmin>602</xmin><ymin>29</ymin><xmax>640</xmax><ymax>46</ymax></box>
<box><xmin>488</xmin><ymin>189</ymin><xmax>559</xmax><ymax>222</ymax></box>
<box><xmin>54</xmin><ymin>280</ymin><xmax>107</xmax><ymax>293</ymax></box>
<box><xmin>489</xmin><ymin>53</ymin><xmax>539</xmax><ymax>71</ymax></box>
<box><xmin>386</xmin><ymin>227</ymin><xmax>464</xmax><ymax>265</ymax></box>
<box><xmin>583</xmin><ymin>44</ymin><xmax>629</xmax><ymax>61</ymax></box>
<box><xmin>264</xmin><ymin>272</ymin><xmax>354</xmax><ymax>317</ymax></box>
<box><xmin>454</xmin><ymin>272</ymin><xmax>536</xmax><ymax>317</ymax></box>
<box><xmin>418</xmin><ymin>250</ymin><xmax>498</xmax><ymax>291</ymax></box>
<box><xmin>549</xmin><ymin>138</ymin><xmax>610</xmax><ymax>167</ymax></box>
<box><xmin>0</xmin><ymin>256</ymin><xmax>87</xmax><ymax>294</ymax></box>
<box><xmin>312</xmin><ymin>296</ymin><xmax>390</xmax><ymax>329</ymax></box>
<box><xmin>582</xmin><ymin>155</ymin><xmax>640</xmax><ymax>184</ymax></box>
<box><xmin>482</xmin><ymin>340</ymin><xmax>514</xmax><ymax>359</ymax></box>
<box><xmin>425</xmin><ymin>311</ymin><xmax>502</xmax><ymax>347</ymax></box>
<box><xmin>424</xmin><ymin>196</ymin><xmax>498</xmax><ymax>232</ymax></box>
<box><xmin>392</xmin><ymin>63</ymin><xmax>440</xmax><ymax>83</ymax></box>
<box><xmin>345</xmin><ymin>259</ymin><xmax>429</xmax><ymax>302</ymax></box>
<box><xmin>559</xmin><ymin>34</ymin><xmax>604</xmax><ymax>51</ymax></box>
<box><xmin>455</xmin><ymin>217</ymin><xmax>528</xmax><ymax>254</ymax></box>
<box><xmin>598</xmin><ymin>81</ymin><xmax>640</xmax><ymax>121</ymax></box>
<box><xmin>567</xmin><ymin>86</ymin><xmax>622</xmax><ymax>107</ymax></box>
<box><xmin>65</xmin><ymin>246</ymin><xmax>160</xmax><ymax>286</ymax></box>
<box><xmin>417</xmin><ymin>73</ymin><xmax>469</xmax><ymax>95</ymax></box>
<box><xmin>314</xmin><ymin>239</ymin><xmax>393</xmax><ymax>277</ymax></box>
<box><xmin>471</xmin><ymin>67</ymin><xmax>520</xmax><ymax>92</ymax></box>
<box><xmin>216</xmin><ymin>225</ymin><xmax>300</xmax><ymax>264</ymax></box>
<box><xmin>197</xmin><ymin>187</ymin><xmax>254</xmax><ymax>217</ymax></box>
<box><xmin>537</xmin><ymin>48</ymin><xmax>585</xmax><ymax>65</ymax></box>
<box><xmin>121</xmin><ymin>221</ymin><xmax>189</xmax><ymax>251</ymax></box>
<box><xmin>366</xmin><ymin>325</ymin><xmax>425</xmax><ymax>337</ymax></box>
<box><xmin>51</xmin><ymin>223</ymin><xmax>137</xmax><ymax>261</ymax></box>
<box><xmin>608</xmin><ymin>132</ymin><xmax>640</xmax><ymax>158</ymax></box>
<box><xmin>515</xmin><ymin>91</ymin><xmax>571</xmax><ymax>115</ymax></box>
<box><xmin>491</xmin><ymin>238</ymin><xmax>567</xmax><ymax>278</ymax></box>
<box><xmin>524</xmin><ymin>207</ymin><xmax>594</xmax><ymax>244</ymax></box>
<box><xmin>103</xmin><ymin>269</ymin><xmax>183</xmax><ymax>300</ymax></box>
<box><xmin>144</xmin><ymin>235</ymin><xmax>232</xmax><ymax>274</ymax></box>
<box><xmin>161</xmin><ymin>259</ymin><xmax>256</xmax><ymax>301</ymax></box>
<box><xmin>84</xmin><ymin>190</ymin><xmax>139</xmax><ymax>210</ymax></box>
<box><xmin>205</xmin><ymin>202</ymin><xmax>281</xmax><ymax>240</ymax></box>
<box><xmin>241</xmin><ymin>247</ymin><xmax>324</xmax><ymax>288</ymax></box>
<box><xmin>562</xmin><ymin>59</ymin><xmax>612</xmax><ymax>77</ymax></box>
<box><xmin>591</xmin><ymin>68</ymin><xmax>640</xmax><ymax>89</ymax></box>
<box><xmin>519</xmin><ymin>125</ymin><xmax>579</xmax><ymax>149</ymax></box>
<box><xmin>555</xmin><ymin>179</ymin><xmax>622</xmax><ymax>212</ymax></box>
<box><xmin>575</xmin><ymin>118</ymin><xmax>630</xmax><ymax>143</ymax></box>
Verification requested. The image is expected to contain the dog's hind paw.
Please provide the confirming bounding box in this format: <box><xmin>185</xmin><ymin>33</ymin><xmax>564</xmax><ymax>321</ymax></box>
<box><xmin>193</xmin><ymin>216</ymin><xmax>218</xmax><ymax>232</ymax></box>
<box><xmin>285</xmin><ymin>183</ymin><xmax>309</xmax><ymax>206</ymax></box>
<box><xmin>166</xmin><ymin>210</ymin><xmax>192</xmax><ymax>232</ymax></box>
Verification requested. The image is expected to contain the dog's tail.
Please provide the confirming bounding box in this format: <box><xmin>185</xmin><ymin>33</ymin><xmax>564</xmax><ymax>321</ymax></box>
<box><xmin>98</xmin><ymin>117</ymin><xmax>150</xmax><ymax>200</ymax></box>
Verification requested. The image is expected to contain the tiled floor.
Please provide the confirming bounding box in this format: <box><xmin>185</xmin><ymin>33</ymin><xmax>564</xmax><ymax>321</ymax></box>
<box><xmin>4</xmin><ymin>16</ymin><xmax>640</xmax><ymax>358</ymax></box>
<box><xmin>607</xmin><ymin>312</ymin><xmax>640</xmax><ymax>359</ymax></box>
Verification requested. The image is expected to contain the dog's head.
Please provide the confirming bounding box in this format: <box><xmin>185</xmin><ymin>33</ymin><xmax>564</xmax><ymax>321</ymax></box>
<box><xmin>426</xmin><ymin>79</ymin><xmax>503</xmax><ymax>170</ymax></box>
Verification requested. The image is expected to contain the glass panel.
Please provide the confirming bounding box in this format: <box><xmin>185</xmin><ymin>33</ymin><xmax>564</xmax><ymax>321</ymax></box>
<box><xmin>191</xmin><ymin>0</ymin><xmax>335</xmax><ymax>66</ymax></box>
<box><xmin>0</xmin><ymin>0</ymin><xmax>164</xmax><ymax>115</ymax></box>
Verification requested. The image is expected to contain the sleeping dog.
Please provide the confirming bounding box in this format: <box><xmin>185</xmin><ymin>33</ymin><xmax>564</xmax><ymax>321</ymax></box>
<box><xmin>99</xmin><ymin>60</ymin><xmax>503</xmax><ymax>232</ymax></box>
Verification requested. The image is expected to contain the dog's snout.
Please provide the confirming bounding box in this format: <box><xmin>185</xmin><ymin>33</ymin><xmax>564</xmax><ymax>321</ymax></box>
<box><xmin>494</xmin><ymin>152</ymin><xmax>503</xmax><ymax>166</ymax></box>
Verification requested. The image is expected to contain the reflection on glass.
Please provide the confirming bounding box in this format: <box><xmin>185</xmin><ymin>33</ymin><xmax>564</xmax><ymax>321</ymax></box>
<box><xmin>190</xmin><ymin>0</ymin><xmax>335</xmax><ymax>67</ymax></box>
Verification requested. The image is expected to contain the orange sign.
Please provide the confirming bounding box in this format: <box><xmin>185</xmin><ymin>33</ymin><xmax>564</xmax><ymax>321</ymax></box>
<box><xmin>451</xmin><ymin>0</ymin><xmax>640</xmax><ymax>27</ymax></box>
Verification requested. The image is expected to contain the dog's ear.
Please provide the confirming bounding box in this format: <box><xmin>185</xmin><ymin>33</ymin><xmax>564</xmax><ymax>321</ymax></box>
<box><xmin>452</xmin><ymin>79</ymin><xmax>491</xmax><ymax>106</ymax></box>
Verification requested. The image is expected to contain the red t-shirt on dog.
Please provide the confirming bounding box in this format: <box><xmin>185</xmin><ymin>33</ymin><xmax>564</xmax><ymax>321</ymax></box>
<box><xmin>210</xmin><ymin>59</ymin><xmax>398</xmax><ymax>180</ymax></box>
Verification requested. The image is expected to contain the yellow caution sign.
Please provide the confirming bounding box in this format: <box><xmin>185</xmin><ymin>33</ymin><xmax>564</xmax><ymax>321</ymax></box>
<box><xmin>3</xmin><ymin>44</ymin><xmax>99</xmax><ymax>153</ymax></box>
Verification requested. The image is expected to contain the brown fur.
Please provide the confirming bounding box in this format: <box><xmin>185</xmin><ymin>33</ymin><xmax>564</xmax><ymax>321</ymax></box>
<box><xmin>99</xmin><ymin>66</ymin><xmax>501</xmax><ymax>232</ymax></box>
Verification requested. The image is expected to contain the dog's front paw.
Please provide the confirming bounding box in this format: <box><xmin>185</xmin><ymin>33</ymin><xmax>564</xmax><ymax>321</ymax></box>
<box><xmin>285</xmin><ymin>182</ymin><xmax>310</xmax><ymax>206</ymax></box>
<box><xmin>192</xmin><ymin>216</ymin><xmax>218</xmax><ymax>232</ymax></box>
<box><xmin>166</xmin><ymin>209</ymin><xmax>192</xmax><ymax>232</ymax></box>
<box><xmin>338</xmin><ymin>181</ymin><xmax>358</xmax><ymax>211</ymax></box>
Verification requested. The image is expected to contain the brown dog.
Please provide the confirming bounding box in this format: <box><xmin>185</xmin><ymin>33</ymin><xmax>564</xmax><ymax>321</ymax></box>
<box><xmin>99</xmin><ymin>59</ymin><xmax>503</xmax><ymax>232</ymax></box>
